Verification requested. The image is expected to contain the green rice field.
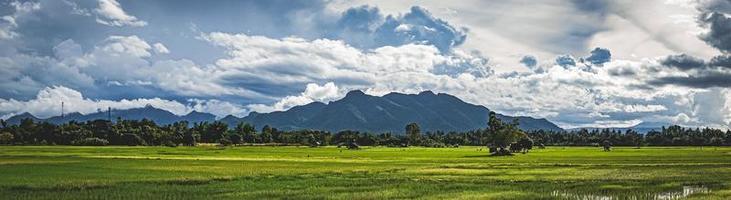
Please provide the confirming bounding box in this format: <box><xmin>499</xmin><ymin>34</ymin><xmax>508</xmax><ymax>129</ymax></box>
<box><xmin>1</xmin><ymin>146</ymin><xmax>730</xmax><ymax>199</ymax></box>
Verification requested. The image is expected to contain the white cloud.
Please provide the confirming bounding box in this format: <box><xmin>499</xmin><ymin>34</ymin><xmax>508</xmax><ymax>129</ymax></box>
<box><xmin>5</xmin><ymin>31</ymin><xmax>727</xmax><ymax>129</ymax></box>
<box><xmin>97</xmin><ymin>35</ymin><xmax>153</xmax><ymax>57</ymax></box>
<box><xmin>0</xmin><ymin>86</ymin><xmax>246</xmax><ymax>119</ymax></box>
<box><xmin>188</xmin><ymin>99</ymin><xmax>248</xmax><ymax>118</ymax></box>
<box><xmin>689</xmin><ymin>88</ymin><xmax>731</xmax><ymax>128</ymax></box>
<box><xmin>94</xmin><ymin>0</ymin><xmax>147</xmax><ymax>27</ymax></box>
<box><xmin>153</xmin><ymin>43</ymin><xmax>170</xmax><ymax>54</ymax></box>
<box><xmin>197</xmin><ymin>32</ymin><xmax>730</xmax><ymax>128</ymax></box>
<box><xmin>0</xmin><ymin>86</ymin><xmax>187</xmax><ymax>118</ymax></box>
<box><xmin>0</xmin><ymin>1</ymin><xmax>40</xmax><ymax>40</ymax></box>
<box><xmin>248</xmin><ymin>82</ymin><xmax>341</xmax><ymax>113</ymax></box>
<box><xmin>3</xmin><ymin>2</ymin><xmax>730</xmax><ymax>129</ymax></box>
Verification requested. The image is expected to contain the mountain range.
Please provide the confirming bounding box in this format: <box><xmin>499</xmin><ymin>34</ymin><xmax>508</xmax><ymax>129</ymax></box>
<box><xmin>6</xmin><ymin>106</ymin><xmax>216</xmax><ymax>126</ymax></box>
<box><xmin>568</xmin><ymin>121</ymin><xmax>672</xmax><ymax>134</ymax></box>
<box><xmin>5</xmin><ymin>90</ymin><xmax>564</xmax><ymax>133</ymax></box>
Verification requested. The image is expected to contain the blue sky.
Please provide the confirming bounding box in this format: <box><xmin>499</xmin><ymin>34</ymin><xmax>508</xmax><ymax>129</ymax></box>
<box><xmin>1</xmin><ymin>0</ymin><xmax>731</xmax><ymax>129</ymax></box>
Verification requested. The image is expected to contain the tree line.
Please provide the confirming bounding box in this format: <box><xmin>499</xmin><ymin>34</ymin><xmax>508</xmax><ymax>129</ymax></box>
<box><xmin>1</xmin><ymin>114</ymin><xmax>730</xmax><ymax>148</ymax></box>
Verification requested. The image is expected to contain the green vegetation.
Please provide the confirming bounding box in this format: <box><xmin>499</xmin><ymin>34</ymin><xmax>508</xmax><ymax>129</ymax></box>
<box><xmin>3</xmin><ymin>113</ymin><xmax>731</xmax><ymax>149</ymax></box>
<box><xmin>1</xmin><ymin>146</ymin><xmax>730</xmax><ymax>199</ymax></box>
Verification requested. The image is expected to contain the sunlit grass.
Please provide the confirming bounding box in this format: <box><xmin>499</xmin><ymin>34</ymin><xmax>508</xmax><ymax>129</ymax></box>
<box><xmin>1</xmin><ymin>146</ymin><xmax>730</xmax><ymax>199</ymax></box>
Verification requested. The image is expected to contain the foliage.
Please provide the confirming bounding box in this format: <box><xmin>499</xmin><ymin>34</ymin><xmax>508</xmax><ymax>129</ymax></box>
<box><xmin>405</xmin><ymin>122</ymin><xmax>421</xmax><ymax>146</ymax></box>
<box><xmin>0</xmin><ymin>132</ymin><xmax>13</xmax><ymax>144</ymax></box>
<box><xmin>484</xmin><ymin>112</ymin><xmax>525</xmax><ymax>155</ymax></box>
<box><xmin>71</xmin><ymin>137</ymin><xmax>109</xmax><ymax>146</ymax></box>
<box><xmin>1</xmin><ymin>146</ymin><xmax>731</xmax><ymax>199</ymax></box>
<box><xmin>2</xmin><ymin>117</ymin><xmax>731</xmax><ymax>147</ymax></box>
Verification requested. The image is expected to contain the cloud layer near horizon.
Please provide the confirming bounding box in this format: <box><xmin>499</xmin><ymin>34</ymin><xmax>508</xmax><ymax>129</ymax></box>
<box><xmin>1</xmin><ymin>0</ymin><xmax>731</xmax><ymax>129</ymax></box>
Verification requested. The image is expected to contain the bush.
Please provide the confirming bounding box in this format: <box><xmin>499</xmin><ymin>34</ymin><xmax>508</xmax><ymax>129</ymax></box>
<box><xmin>163</xmin><ymin>140</ymin><xmax>178</xmax><ymax>147</ymax></box>
<box><xmin>0</xmin><ymin>132</ymin><xmax>13</xmax><ymax>145</ymax></box>
<box><xmin>122</xmin><ymin>134</ymin><xmax>146</xmax><ymax>146</ymax></box>
<box><xmin>72</xmin><ymin>138</ymin><xmax>109</xmax><ymax>146</ymax></box>
<box><xmin>229</xmin><ymin>134</ymin><xmax>242</xmax><ymax>144</ymax></box>
<box><xmin>219</xmin><ymin>138</ymin><xmax>233</xmax><ymax>146</ymax></box>
<box><xmin>421</xmin><ymin>138</ymin><xmax>446</xmax><ymax>148</ymax></box>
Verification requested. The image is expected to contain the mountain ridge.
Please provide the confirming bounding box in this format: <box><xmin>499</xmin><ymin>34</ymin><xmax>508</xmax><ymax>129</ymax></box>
<box><xmin>5</xmin><ymin>106</ymin><xmax>216</xmax><ymax>125</ymax></box>
<box><xmin>237</xmin><ymin>90</ymin><xmax>562</xmax><ymax>133</ymax></box>
<box><xmin>4</xmin><ymin>90</ymin><xmax>563</xmax><ymax>133</ymax></box>
<box><xmin>567</xmin><ymin>121</ymin><xmax>673</xmax><ymax>134</ymax></box>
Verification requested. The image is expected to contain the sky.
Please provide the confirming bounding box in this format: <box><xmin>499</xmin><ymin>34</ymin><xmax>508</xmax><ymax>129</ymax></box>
<box><xmin>1</xmin><ymin>0</ymin><xmax>731</xmax><ymax>129</ymax></box>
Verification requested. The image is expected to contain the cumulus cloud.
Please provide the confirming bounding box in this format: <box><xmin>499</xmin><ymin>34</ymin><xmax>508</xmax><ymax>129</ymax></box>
<box><xmin>200</xmin><ymin>32</ymin><xmax>490</xmax><ymax>97</ymax></box>
<box><xmin>655</xmin><ymin>53</ymin><xmax>731</xmax><ymax>88</ymax></box>
<box><xmin>0</xmin><ymin>86</ymin><xmax>186</xmax><ymax>118</ymax></box>
<box><xmin>0</xmin><ymin>86</ymin><xmax>247</xmax><ymax>119</ymax></box>
<box><xmin>4</xmin><ymin>1</ymin><xmax>731</xmax><ymax>129</ymax></box>
<box><xmin>690</xmin><ymin>87</ymin><xmax>731</xmax><ymax>128</ymax></box>
<box><xmin>649</xmin><ymin>72</ymin><xmax>731</xmax><ymax>88</ymax></box>
<box><xmin>555</xmin><ymin>55</ymin><xmax>577</xmax><ymax>67</ymax></box>
<box><xmin>188</xmin><ymin>99</ymin><xmax>248</xmax><ymax>118</ymax></box>
<box><xmin>0</xmin><ymin>1</ymin><xmax>40</xmax><ymax>39</ymax></box>
<box><xmin>660</xmin><ymin>54</ymin><xmax>706</xmax><ymax>70</ymax></box>
<box><xmin>585</xmin><ymin>47</ymin><xmax>612</xmax><ymax>65</ymax></box>
<box><xmin>520</xmin><ymin>55</ymin><xmax>538</xmax><ymax>68</ymax></box>
<box><xmin>331</xmin><ymin>6</ymin><xmax>466</xmax><ymax>52</ymax></box>
<box><xmin>697</xmin><ymin>0</ymin><xmax>731</xmax><ymax>52</ymax></box>
<box><xmin>7</xmin><ymin>30</ymin><xmax>719</xmax><ymax>129</ymax></box>
<box><xmin>8</xmin><ymin>45</ymin><xmax>713</xmax><ymax>129</ymax></box>
<box><xmin>94</xmin><ymin>0</ymin><xmax>147</xmax><ymax>27</ymax></box>
<box><xmin>0</xmin><ymin>40</ymin><xmax>95</xmax><ymax>100</ymax></box>
<box><xmin>152</xmin><ymin>43</ymin><xmax>169</xmax><ymax>54</ymax></box>
<box><xmin>708</xmin><ymin>54</ymin><xmax>731</xmax><ymax>67</ymax></box>
<box><xmin>644</xmin><ymin>0</ymin><xmax>731</xmax><ymax>90</ymax></box>
<box><xmin>247</xmin><ymin>82</ymin><xmax>341</xmax><ymax>113</ymax></box>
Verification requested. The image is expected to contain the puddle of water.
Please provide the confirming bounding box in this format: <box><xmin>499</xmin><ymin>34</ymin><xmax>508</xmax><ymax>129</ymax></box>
<box><xmin>550</xmin><ymin>186</ymin><xmax>709</xmax><ymax>200</ymax></box>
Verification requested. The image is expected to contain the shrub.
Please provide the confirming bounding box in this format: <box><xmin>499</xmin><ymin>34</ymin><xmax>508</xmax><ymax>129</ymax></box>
<box><xmin>163</xmin><ymin>140</ymin><xmax>178</xmax><ymax>147</ymax></box>
<box><xmin>421</xmin><ymin>138</ymin><xmax>446</xmax><ymax>148</ymax></box>
<box><xmin>72</xmin><ymin>138</ymin><xmax>109</xmax><ymax>146</ymax></box>
<box><xmin>219</xmin><ymin>138</ymin><xmax>233</xmax><ymax>146</ymax></box>
<box><xmin>0</xmin><ymin>132</ymin><xmax>13</xmax><ymax>145</ymax></box>
<box><xmin>122</xmin><ymin>134</ymin><xmax>146</xmax><ymax>146</ymax></box>
<box><xmin>229</xmin><ymin>134</ymin><xmax>242</xmax><ymax>144</ymax></box>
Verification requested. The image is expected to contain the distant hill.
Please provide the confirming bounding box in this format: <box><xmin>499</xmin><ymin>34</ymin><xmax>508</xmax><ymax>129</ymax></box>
<box><xmin>5</xmin><ymin>112</ymin><xmax>41</xmax><ymax>125</ymax></box>
<box><xmin>3</xmin><ymin>91</ymin><xmax>563</xmax><ymax>133</ymax></box>
<box><xmin>4</xmin><ymin>105</ymin><xmax>215</xmax><ymax>125</ymax></box>
<box><xmin>568</xmin><ymin>121</ymin><xmax>672</xmax><ymax>134</ymax></box>
<box><xmin>230</xmin><ymin>90</ymin><xmax>562</xmax><ymax>133</ymax></box>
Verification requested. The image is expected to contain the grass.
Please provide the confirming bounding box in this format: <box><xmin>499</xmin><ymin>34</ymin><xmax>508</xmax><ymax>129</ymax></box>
<box><xmin>1</xmin><ymin>146</ymin><xmax>730</xmax><ymax>199</ymax></box>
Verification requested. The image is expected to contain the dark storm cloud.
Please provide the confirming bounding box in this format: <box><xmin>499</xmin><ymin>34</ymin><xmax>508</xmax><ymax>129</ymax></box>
<box><xmin>571</xmin><ymin>0</ymin><xmax>610</xmax><ymax>14</ymax></box>
<box><xmin>1</xmin><ymin>0</ymin><xmax>472</xmax><ymax>103</ymax></box>
<box><xmin>660</xmin><ymin>54</ymin><xmax>706</xmax><ymax>70</ymax></box>
<box><xmin>585</xmin><ymin>47</ymin><xmax>611</xmax><ymax>65</ymax></box>
<box><xmin>520</xmin><ymin>55</ymin><xmax>537</xmax><ymax>68</ymax></box>
<box><xmin>708</xmin><ymin>54</ymin><xmax>731</xmax><ymax>68</ymax></box>
<box><xmin>697</xmin><ymin>0</ymin><xmax>731</xmax><ymax>53</ymax></box>
<box><xmin>331</xmin><ymin>6</ymin><xmax>467</xmax><ymax>53</ymax></box>
<box><xmin>699</xmin><ymin>12</ymin><xmax>731</xmax><ymax>53</ymax></box>
<box><xmin>648</xmin><ymin>1</ymin><xmax>731</xmax><ymax>89</ymax></box>
<box><xmin>648</xmin><ymin>72</ymin><xmax>731</xmax><ymax>88</ymax></box>
<box><xmin>555</xmin><ymin>55</ymin><xmax>576</xmax><ymax>67</ymax></box>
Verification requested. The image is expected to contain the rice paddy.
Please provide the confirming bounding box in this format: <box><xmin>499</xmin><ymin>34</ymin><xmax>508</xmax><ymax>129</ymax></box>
<box><xmin>1</xmin><ymin>146</ymin><xmax>730</xmax><ymax>199</ymax></box>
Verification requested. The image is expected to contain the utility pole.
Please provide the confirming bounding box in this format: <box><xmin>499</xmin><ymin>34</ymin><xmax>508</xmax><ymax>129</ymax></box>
<box><xmin>108</xmin><ymin>107</ymin><xmax>112</xmax><ymax>122</ymax></box>
<box><xmin>61</xmin><ymin>101</ymin><xmax>64</xmax><ymax>136</ymax></box>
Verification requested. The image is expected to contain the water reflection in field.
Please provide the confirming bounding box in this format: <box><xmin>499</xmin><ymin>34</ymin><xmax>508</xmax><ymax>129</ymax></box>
<box><xmin>550</xmin><ymin>186</ymin><xmax>709</xmax><ymax>200</ymax></box>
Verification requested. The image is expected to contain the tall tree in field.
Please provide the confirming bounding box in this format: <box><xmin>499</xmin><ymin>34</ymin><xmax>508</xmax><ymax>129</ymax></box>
<box><xmin>260</xmin><ymin>125</ymin><xmax>273</xmax><ymax>143</ymax></box>
<box><xmin>201</xmin><ymin>121</ymin><xmax>228</xmax><ymax>143</ymax></box>
<box><xmin>405</xmin><ymin>122</ymin><xmax>421</xmax><ymax>146</ymax></box>
<box><xmin>236</xmin><ymin>122</ymin><xmax>257</xmax><ymax>143</ymax></box>
<box><xmin>0</xmin><ymin>132</ymin><xmax>13</xmax><ymax>144</ymax></box>
<box><xmin>485</xmin><ymin>111</ymin><xmax>523</xmax><ymax>156</ymax></box>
